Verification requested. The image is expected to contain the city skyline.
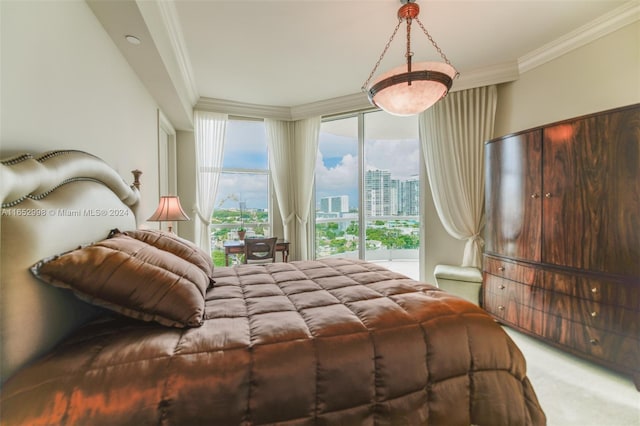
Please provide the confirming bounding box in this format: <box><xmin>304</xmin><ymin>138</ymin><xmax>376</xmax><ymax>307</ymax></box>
<box><xmin>315</xmin><ymin>129</ymin><xmax>420</xmax><ymax>210</ymax></box>
<box><xmin>215</xmin><ymin>118</ymin><xmax>420</xmax><ymax>212</ymax></box>
<box><xmin>318</xmin><ymin>171</ymin><xmax>419</xmax><ymax>216</ymax></box>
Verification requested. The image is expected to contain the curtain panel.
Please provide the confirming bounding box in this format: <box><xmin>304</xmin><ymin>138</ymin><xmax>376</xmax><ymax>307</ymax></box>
<box><xmin>193</xmin><ymin>111</ymin><xmax>228</xmax><ymax>254</ymax></box>
<box><xmin>419</xmin><ymin>85</ymin><xmax>497</xmax><ymax>268</ymax></box>
<box><xmin>266</xmin><ymin>117</ymin><xmax>321</xmax><ymax>260</ymax></box>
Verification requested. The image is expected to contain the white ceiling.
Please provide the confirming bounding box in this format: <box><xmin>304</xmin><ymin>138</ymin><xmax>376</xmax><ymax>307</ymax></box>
<box><xmin>88</xmin><ymin>0</ymin><xmax>636</xmax><ymax>129</ymax></box>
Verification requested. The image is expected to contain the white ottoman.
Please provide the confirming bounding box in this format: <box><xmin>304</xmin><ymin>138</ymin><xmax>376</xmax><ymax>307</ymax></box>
<box><xmin>434</xmin><ymin>264</ymin><xmax>483</xmax><ymax>306</ymax></box>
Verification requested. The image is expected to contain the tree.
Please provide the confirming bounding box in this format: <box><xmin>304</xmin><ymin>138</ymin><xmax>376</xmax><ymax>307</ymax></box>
<box><xmin>346</xmin><ymin>222</ymin><xmax>358</xmax><ymax>235</ymax></box>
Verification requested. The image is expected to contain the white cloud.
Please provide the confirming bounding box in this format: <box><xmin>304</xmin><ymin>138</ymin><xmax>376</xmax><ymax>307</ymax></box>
<box><xmin>365</xmin><ymin>139</ymin><xmax>419</xmax><ymax>179</ymax></box>
<box><xmin>315</xmin><ymin>150</ymin><xmax>358</xmax><ymax>196</ymax></box>
<box><xmin>216</xmin><ymin>173</ymin><xmax>268</xmax><ymax>209</ymax></box>
<box><xmin>316</xmin><ymin>152</ymin><xmax>358</xmax><ymax>191</ymax></box>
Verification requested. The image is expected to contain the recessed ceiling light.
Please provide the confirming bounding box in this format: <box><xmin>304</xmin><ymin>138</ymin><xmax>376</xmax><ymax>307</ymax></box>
<box><xmin>125</xmin><ymin>35</ymin><xmax>141</xmax><ymax>45</ymax></box>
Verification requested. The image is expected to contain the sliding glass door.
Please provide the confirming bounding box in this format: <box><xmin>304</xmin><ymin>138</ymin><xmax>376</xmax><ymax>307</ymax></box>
<box><xmin>314</xmin><ymin>111</ymin><xmax>420</xmax><ymax>268</ymax></box>
<box><xmin>314</xmin><ymin>116</ymin><xmax>359</xmax><ymax>259</ymax></box>
<box><xmin>363</xmin><ymin>111</ymin><xmax>420</xmax><ymax>263</ymax></box>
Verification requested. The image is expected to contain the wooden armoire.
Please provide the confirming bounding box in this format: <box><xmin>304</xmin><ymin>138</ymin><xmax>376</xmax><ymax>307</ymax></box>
<box><xmin>483</xmin><ymin>104</ymin><xmax>639</xmax><ymax>388</ymax></box>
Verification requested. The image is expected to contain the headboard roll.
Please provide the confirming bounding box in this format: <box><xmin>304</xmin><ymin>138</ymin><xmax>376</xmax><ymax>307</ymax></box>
<box><xmin>0</xmin><ymin>150</ymin><xmax>142</xmax><ymax>382</ymax></box>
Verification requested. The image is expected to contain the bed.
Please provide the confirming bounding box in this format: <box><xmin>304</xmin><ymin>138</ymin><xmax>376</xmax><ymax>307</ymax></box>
<box><xmin>0</xmin><ymin>150</ymin><xmax>546</xmax><ymax>425</ymax></box>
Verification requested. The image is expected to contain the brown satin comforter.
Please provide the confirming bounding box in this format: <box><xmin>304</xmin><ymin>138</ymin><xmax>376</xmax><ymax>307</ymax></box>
<box><xmin>1</xmin><ymin>258</ymin><xmax>545</xmax><ymax>425</ymax></box>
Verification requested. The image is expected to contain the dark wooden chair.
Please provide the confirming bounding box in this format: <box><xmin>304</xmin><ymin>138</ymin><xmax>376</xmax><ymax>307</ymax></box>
<box><xmin>243</xmin><ymin>237</ymin><xmax>278</xmax><ymax>264</ymax></box>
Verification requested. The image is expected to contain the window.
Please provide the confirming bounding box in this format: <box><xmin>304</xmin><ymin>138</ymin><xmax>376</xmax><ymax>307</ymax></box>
<box><xmin>210</xmin><ymin>119</ymin><xmax>270</xmax><ymax>266</ymax></box>
<box><xmin>314</xmin><ymin>116</ymin><xmax>359</xmax><ymax>258</ymax></box>
<box><xmin>363</xmin><ymin>111</ymin><xmax>420</xmax><ymax>263</ymax></box>
<box><xmin>314</xmin><ymin>111</ymin><xmax>420</xmax><ymax>268</ymax></box>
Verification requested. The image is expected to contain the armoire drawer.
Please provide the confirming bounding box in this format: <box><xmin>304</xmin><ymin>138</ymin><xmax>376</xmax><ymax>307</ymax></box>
<box><xmin>542</xmin><ymin>270</ymin><xmax>639</xmax><ymax>310</ymax></box>
<box><xmin>483</xmin><ymin>286</ymin><xmax>519</xmax><ymax>326</ymax></box>
<box><xmin>543</xmin><ymin>315</ymin><xmax>640</xmax><ymax>373</ymax></box>
<box><xmin>483</xmin><ymin>292</ymin><xmax>546</xmax><ymax>337</ymax></box>
<box><xmin>545</xmin><ymin>291</ymin><xmax>639</xmax><ymax>336</ymax></box>
<box><xmin>483</xmin><ymin>256</ymin><xmax>537</xmax><ymax>286</ymax></box>
<box><xmin>484</xmin><ymin>274</ymin><xmax>545</xmax><ymax>309</ymax></box>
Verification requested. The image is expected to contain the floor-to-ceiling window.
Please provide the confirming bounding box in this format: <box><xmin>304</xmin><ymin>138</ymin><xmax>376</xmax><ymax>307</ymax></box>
<box><xmin>315</xmin><ymin>110</ymin><xmax>420</xmax><ymax>277</ymax></box>
<box><xmin>210</xmin><ymin>118</ymin><xmax>270</xmax><ymax>266</ymax></box>
<box><xmin>314</xmin><ymin>116</ymin><xmax>359</xmax><ymax>258</ymax></box>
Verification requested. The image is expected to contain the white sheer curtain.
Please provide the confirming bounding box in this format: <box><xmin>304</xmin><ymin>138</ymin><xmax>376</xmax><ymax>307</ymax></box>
<box><xmin>193</xmin><ymin>110</ymin><xmax>227</xmax><ymax>253</ymax></box>
<box><xmin>266</xmin><ymin>116</ymin><xmax>321</xmax><ymax>260</ymax></box>
<box><xmin>419</xmin><ymin>85</ymin><xmax>497</xmax><ymax>268</ymax></box>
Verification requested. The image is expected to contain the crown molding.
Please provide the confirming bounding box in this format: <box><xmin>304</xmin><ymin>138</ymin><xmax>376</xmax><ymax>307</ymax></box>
<box><xmin>197</xmin><ymin>94</ymin><xmax>372</xmax><ymax>121</ymax></box>
<box><xmin>196</xmin><ymin>98</ymin><xmax>292</xmax><ymax>121</ymax></box>
<box><xmin>290</xmin><ymin>93</ymin><xmax>372</xmax><ymax>120</ymax></box>
<box><xmin>518</xmin><ymin>1</ymin><xmax>640</xmax><ymax>73</ymax></box>
<box><xmin>196</xmin><ymin>63</ymin><xmax>520</xmax><ymax>121</ymax></box>
<box><xmin>193</xmin><ymin>2</ymin><xmax>637</xmax><ymax>122</ymax></box>
<box><xmin>450</xmin><ymin>61</ymin><xmax>520</xmax><ymax>93</ymax></box>
<box><xmin>88</xmin><ymin>0</ymin><xmax>193</xmax><ymax>130</ymax></box>
<box><xmin>155</xmin><ymin>0</ymin><xmax>199</xmax><ymax>106</ymax></box>
<box><xmin>289</xmin><ymin>61</ymin><xmax>520</xmax><ymax>119</ymax></box>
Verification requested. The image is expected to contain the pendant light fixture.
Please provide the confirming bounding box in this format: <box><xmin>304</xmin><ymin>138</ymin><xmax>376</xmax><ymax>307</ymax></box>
<box><xmin>362</xmin><ymin>0</ymin><xmax>458</xmax><ymax>116</ymax></box>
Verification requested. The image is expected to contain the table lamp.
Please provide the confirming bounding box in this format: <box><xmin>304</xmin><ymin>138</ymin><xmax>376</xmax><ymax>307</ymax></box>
<box><xmin>148</xmin><ymin>195</ymin><xmax>190</xmax><ymax>233</ymax></box>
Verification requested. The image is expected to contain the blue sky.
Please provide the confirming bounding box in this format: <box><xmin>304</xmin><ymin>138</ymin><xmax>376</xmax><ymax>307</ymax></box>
<box><xmin>215</xmin><ymin>120</ymin><xmax>269</xmax><ymax>210</ymax></box>
<box><xmin>315</xmin><ymin>130</ymin><xmax>419</xmax><ymax>210</ymax></box>
<box><xmin>216</xmin><ymin>118</ymin><xmax>420</xmax><ymax>211</ymax></box>
<box><xmin>222</xmin><ymin>120</ymin><xmax>268</xmax><ymax>170</ymax></box>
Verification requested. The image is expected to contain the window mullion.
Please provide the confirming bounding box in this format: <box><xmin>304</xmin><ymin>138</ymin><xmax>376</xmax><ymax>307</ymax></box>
<box><xmin>358</xmin><ymin>112</ymin><xmax>366</xmax><ymax>260</ymax></box>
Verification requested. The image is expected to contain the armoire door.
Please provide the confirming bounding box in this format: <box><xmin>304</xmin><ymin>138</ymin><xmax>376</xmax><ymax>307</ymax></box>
<box><xmin>484</xmin><ymin>130</ymin><xmax>542</xmax><ymax>262</ymax></box>
<box><xmin>542</xmin><ymin>106</ymin><xmax>640</xmax><ymax>276</ymax></box>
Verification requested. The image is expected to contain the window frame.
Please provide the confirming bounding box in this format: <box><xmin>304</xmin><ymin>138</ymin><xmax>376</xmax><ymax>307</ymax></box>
<box><xmin>208</xmin><ymin>117</ymin><xmax>273</xmax><ymax>262</ymax></box>
<box><xmin>313</xmin><ymin>110</ymin><xmax>421</xmax><ymax>262</ymax></box>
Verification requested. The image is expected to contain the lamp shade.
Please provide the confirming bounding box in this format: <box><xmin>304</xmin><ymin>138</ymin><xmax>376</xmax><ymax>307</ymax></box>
<box><xmin>366</xmin><ymin>61</ymin><xmax>457</xmax><ymax>116</ymax></box>
<box><xmin>148</xmin><ymin>196</ymin><xmax>190</xmax><ymax>222</ymax></box>
<box><xmin>362</xmin><ymin>1</ymin><xmax>458</xmax><ymax>116</ymax></box>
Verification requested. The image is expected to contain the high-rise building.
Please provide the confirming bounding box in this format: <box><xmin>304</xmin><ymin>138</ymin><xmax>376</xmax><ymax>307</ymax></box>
<box><xmin>365</xmin><ymin>169</ymin><xmax>391</xmax><ymax>216</ymax></box>
<box><xmin>365</xmin><ymin>170</ymin><xmax>419</xmax><ymax>217</ymax></box>
<box><xmin>319</xmin><ymin>195</ymin><xmax>349</xmax><ymax>213</ymax></box>
<box><xmin>400</xmin><ymin>175</ymin><xmax>419</xmax><ymax>215</ymax></box>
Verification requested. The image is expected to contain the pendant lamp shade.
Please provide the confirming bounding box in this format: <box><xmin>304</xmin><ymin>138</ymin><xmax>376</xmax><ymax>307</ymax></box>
<box><xmin>367</xmin><ymin>61</ymin><xmax>457</xmax><ymax>116</ymax></box>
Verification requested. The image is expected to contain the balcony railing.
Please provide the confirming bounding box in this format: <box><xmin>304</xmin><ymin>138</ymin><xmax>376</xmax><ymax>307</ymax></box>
<box><xmin>315</xmin><ymin>214</ymin><xmax>419</xmax><ymax>263</ymax></box>
<box><xmin>209</xmin><ymin>215</ymin><xmax>421</xmax><ymax>277</ymax></box>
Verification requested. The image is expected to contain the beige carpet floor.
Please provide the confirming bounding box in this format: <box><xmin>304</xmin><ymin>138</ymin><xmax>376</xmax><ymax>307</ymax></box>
<box><xmin>504</xmin><ymin>327</ymin><xmax>639</xmax><ymax>426</ymax></box>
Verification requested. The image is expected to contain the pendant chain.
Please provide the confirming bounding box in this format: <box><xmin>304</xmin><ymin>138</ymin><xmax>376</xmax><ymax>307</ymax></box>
<box><xmin>414</xmin><ymin>17</ymin><xmax>454</xmax><ymax>68</ymax></box>
<box><xmin>362</xmin><ymin>12</ymin><xmax>458</xmax><ymax>92</ymax></box>
<box><xmin>406</xmin><ymin>18</ymin><xmax>413</xmax><ymax>71</ymax></box>
<box><xmin>361</xmin><ymin>19</ymin><xmax>402</xmax><ymax>92</ymax></box>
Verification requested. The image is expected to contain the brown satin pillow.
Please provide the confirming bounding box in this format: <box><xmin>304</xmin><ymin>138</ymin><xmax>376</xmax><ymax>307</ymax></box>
<box><xmin>114</xmin><ymin>229</ymin><xmax>214</xmax><ymax>282</ymax></box>
<box><xmin>31</xmin><ymin>234</ymin><xmax>208</xmax><ymax>328</ymax></box>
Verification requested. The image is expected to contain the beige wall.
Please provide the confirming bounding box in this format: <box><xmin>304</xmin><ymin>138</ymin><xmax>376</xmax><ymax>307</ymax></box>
<box><xmin>423</xmin><ymin>21</ymin><xmax>639</xmax><ymax>285</ymax></box>
<box><xmin>495</xmin><ymin>22</ymin><xmax>639</xmax><ymax>136</ymax></box>
<box><xmin>176</xmin><ymin>130</ymin><xmax>197</xmax><ymax>241</ymax></box>
<box><xmin>1</xmin><ymin>0</ymin><xmax>162</xmax><ymax>221</ymax></box>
